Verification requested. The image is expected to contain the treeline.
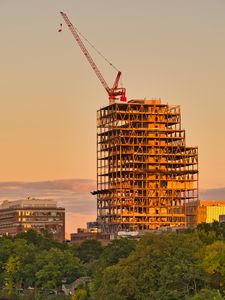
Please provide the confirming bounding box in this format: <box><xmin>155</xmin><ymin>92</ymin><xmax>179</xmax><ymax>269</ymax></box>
<box><xmin>0</xmin><ymin>231</ymin><xmax>84</xmax><ymax>299</ymax></box>
<box><xmin>1</xmin><ymin>222</ymin><xmax>225</xmax><ymax>299</ymax></box>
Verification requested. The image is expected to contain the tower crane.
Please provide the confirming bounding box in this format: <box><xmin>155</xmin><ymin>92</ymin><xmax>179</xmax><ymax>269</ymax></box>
<box><xmin>60</xmin><ymin>11</ymin><xmax>127</xmax><ymax>102</ymax></box>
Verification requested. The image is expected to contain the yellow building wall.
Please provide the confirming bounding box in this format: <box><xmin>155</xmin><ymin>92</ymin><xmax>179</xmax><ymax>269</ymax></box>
<box><xmin>206</xmin><ymin>206</ymin><xmax>225</xmax><ymax>223</ymax></box>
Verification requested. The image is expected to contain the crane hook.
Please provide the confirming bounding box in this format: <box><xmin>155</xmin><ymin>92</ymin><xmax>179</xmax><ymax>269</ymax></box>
<box><xmin>58</xmin><ymin>23</ymin><xmax>62</xmax><ymax>32</ymax></box>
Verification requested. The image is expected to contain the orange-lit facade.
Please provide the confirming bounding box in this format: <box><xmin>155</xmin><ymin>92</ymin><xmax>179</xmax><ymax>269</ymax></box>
<box><xmin>94</xmin><ymin>99</ymin><xmax>198</xmax><ymax>233</ymax></box>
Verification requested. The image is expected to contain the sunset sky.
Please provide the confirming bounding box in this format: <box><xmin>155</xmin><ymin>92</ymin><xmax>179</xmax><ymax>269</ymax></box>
<box><xmin>1</xmin><ymin>1</ymin><xmax>225</xmax><ymax>233</ymax></box>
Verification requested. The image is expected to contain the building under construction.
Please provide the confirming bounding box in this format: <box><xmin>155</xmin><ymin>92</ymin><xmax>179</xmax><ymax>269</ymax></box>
<box><xmin>94</xmin><ymin>99</ymin><xmax>198</xmax><ymax>233</ymax></box>
<box><xmin>60</xmin><ymin>13</ymin><xmax>199</xmax><ymax>234</ymax></box>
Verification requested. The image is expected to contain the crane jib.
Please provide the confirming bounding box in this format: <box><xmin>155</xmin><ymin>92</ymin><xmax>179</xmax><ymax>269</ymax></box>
<box><xmin>60</xmin><ymin>11</ymin><xmax>127</xmax><ymax>102</ymax></box>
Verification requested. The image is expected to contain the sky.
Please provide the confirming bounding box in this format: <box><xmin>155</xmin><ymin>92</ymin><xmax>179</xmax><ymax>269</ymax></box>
<box><xmin>0</xmin><ymin>1</ymin><xmax>225</xmax><ymax>233</ymax></box>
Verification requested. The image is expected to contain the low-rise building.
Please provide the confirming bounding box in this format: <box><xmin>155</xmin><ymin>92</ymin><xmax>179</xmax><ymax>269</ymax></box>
<box><xmin>197</xmin><ymin>200</ymin><xmax>225</xmax><ymax>224</ymax></box>
<box><xmin>0</xmin><ymin>197</ymin><xmax>65</xmax><ymax>241</ymax></box>
<box><xmin>70</xmin><ymin>221</ymin><xmax>111</xmax><ymax>245</ymax></box>
<box><xmin>70</xmin><ymin>230</ymin><xmax>111</xmax><ymax>245</ymax></box>
<box><xmin>219</xmin><ymin>215</ymin><xmax>225</xmax><ymax>223</ymax></box>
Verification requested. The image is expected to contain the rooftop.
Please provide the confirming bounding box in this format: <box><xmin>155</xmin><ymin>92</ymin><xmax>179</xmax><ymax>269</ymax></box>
<box><xmin>0</xmin><ymin>197</ymin><xmax>57</xmax><ymax>210</ymax></box>
<box><xmin>200</xmin><ymin>200</ymin><xmax>225</xmax><ymax>206</ymax></box>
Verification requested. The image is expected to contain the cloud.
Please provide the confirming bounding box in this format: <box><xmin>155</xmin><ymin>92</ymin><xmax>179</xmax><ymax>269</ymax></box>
<box><xmin>0</xmin><ymin>179</ymin><xmax>97</xmax><ymax>235</ymax></box>
<box><xmin>200</xmin><ymin>187</ymin><xmax>225</xmax><ymax>200</ymax></box>
<box><xmin>0</xmin><ymin>179</ymin><xmax>96</xmax><ymax>193</ymax></box>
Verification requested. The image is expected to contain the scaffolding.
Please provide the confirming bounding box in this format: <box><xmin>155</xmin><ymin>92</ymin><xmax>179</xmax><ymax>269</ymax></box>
<box><xmin>94</xmin><ymin>99</ymin><xmax>198</xmax><ymax>233</ymax></box>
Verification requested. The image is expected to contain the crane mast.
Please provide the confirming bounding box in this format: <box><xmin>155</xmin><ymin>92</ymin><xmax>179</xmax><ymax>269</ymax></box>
<box><xmin>60</xmin><ymin>11</ymin><xmax>126</xmax><ymax>102</ymax></box>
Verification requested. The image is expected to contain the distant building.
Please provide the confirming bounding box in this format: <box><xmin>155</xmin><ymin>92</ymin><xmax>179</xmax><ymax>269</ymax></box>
<box><xmin>0</xmin><ymin>197</ymin><xmax>65</xmax><ymax>241</ymax></box>
<box><xmin>62</xmin><ymin>277</ymin><xmax>91</xmax><ymax>296</ymax></box>
<box><xmin>219</xmin><ymin>215</ymin><xmax>225</xmax><ymax>223</ymax></box>
<box><xmin>197</xmin><ymin>200</ymin><xmax>225</xmax><ymax>224</ymax></box>
<box><xmin>70</xmin><ymin>230</ymin><xmax>111</xmax><ymax>245</ymax></box>
<box><xmin>70</xmin><ymin>221</ymin><xmax>110</xmax><ymax>245</ymax></box>
<box><xmin>87</xmin><ymin>221</ymin><xmax>102</xmax><ymax>233</ymax></box>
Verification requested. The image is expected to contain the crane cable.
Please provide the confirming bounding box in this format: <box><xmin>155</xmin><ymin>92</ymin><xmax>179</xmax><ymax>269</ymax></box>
<box><xmin>59</xmin><ymin>23</ymin><xmax>120</xmax><ymax>73</ymax></box>
<box><xmin>77</xmin><ymin>28</ymin><xmax>120</xmax><ymax>73</ymax></box>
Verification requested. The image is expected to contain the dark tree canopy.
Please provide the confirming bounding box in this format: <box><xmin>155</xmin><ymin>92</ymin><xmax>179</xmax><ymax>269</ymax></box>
<box><xmin>91</xmin><ymin>234</ymin><xmax>207</xmax><ymax>300</ymax></box>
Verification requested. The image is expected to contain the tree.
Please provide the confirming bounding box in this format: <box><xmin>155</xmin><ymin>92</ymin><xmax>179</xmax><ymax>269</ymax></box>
<box><xmin>92</xmin><ymin>264</ymin><xmax>137</xmax><ymax>300</ymax></box>
<box><xmin>72</xmin><ymin>288</ymin><xmax>88</xmax><ymax>300</ymax></box>
<box><xmin>0</xmin><ymin>238</ymin><xmax>38</xmax><ymax>290</ymax></box>
<box><xmin>197</xmin><ymin>222</ymin><xmax>225</xmax><ymax>244</ymax></box>
<box><xmin>0</xmin><ymin>237</ymin><xmax>14</xmax><ymax>288</ymax></box>
<box><xmin>36</xmin><ymin>248</ymin><xmax>85</xmax><ymax>289</ymax></box>
<box><xmin>203</xmin><ymin>241</ymin><xmax>225</xmax><ymax>289</ymax></box>
<box><xmin>4</xmin><ymin>256</ymin><xmax>22</xmax><ymax>295</ymax></box>
<box><xmin>97</xmin><ymin>238</ymin><xmax>136</xmax><ymax>268</ymax></box>
<box><xmin>76</xmin><ymin>239</ymin><xmax>103</xmax><ymax>263</ymax></box>
<box><xmin>92</xmin><ymin>233</ymin><xmax>207</xmax><ymax>300</ymax></box>
<box><xmin>16</xmin><ymin>229</ymin><xmax>67</xmax><ymax>251</ymax></box>
<box><xmin>186</xmin><ymin>289</ymin><xmax>224</xmax><ymax>300</ymax></box>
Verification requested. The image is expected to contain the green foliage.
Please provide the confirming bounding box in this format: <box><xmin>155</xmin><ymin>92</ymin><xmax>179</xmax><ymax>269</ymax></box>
<box><xmin>4</xmin><ymin>256</ymin><xmax>22</xmax><ymax>294</ymax></box>
<box><xmin>0</xmin><ymin>237</ymin><xmax>14</xmax><ymax>288</ymax></box>
<box><xmin>92</xmin><ymin>233</ymin><xmax>207</xmax><ymax>300</ymax></box>
<box><xmin>72</xmin><ymin>288</ymin><xmax>88</xmax><ymax>300</ymax></box>
<box><xmin>16</xmin><ymin>229</ymin><xmax>67</xmax><ymax>251</ymax></box>
<box><xmin>186</xmin><ymin>288</ymin><xmax>224</xmax><ymax>300</ymax></box>
<box><xmin>2</xmin><ymin>227</ymin><xmax>225</xmax><ymax>299</ymax></box>
<box><xmin>90</xmin><ymin>237</ymin><xmax>136</xmax><ymax>291</ymax></box>
<box><xmin>0</xmin><ymin>238</ymin><xmax>38</xmax><ymax>290</ymax></box>
<box><xmin>36</xmin><ymin>248</ymin><xmax>85</xmax><ymax>289</ymax></box>
<box><xmin>202</xmin><ymin>241</ymin><xmax>225</xmax><ymax>289</ymax></box>
<box><xmin>0</xmin><ymin>230</ymin><xmax>86</xmax><ymax>296</ymax></box>
<box><xmin>92</xmin><ymin>264</ymin><xmax>137</xmax><ymax>300</ymax></box>
<box><xmin>76</xmin><ymin>240</ymin><xmax>103</xmax><ymax>263</ymax></box>
<box><xmin>197</xmin><ymin>221</ymin><xmax>225</xmax><ymax>244</ymax></box>
<box><xmin>97</xmin><ymin>238</ymin><xmax>136</xmax><ymax>268</ymax></box>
